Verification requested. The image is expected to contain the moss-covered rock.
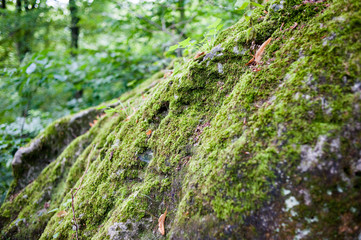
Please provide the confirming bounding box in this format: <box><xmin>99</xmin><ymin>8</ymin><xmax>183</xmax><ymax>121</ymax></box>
<box><xmin>8</xmin><ymin>107</ymin><xmax>105</xmax><ymax>198</ymax></box>
<box><xmin>1</xmin><ymin>0</ymin><xmax>361</xmax><ymax>239</ymax></box>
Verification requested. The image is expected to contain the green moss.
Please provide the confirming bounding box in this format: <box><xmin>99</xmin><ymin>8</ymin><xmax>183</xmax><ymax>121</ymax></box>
<box><xmin>2</xmin><ymin>0</ymin><xmax>361</xmax><ymax>239</ymax></box>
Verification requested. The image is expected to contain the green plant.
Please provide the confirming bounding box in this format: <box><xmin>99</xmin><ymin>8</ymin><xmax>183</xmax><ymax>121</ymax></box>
<box><xmin>166</xmin><ymin>18</ymin><xmax>224</xmax><ymax>57</ymax></box>
<box><xmin>0</xmin><ymin>110</ymin><xmax>53</xmax><ymax>204</ymax></box>
<box><xmin>235</xmin><ymin>0</ymin><xmax>264</xmax><ymax>11</ymax></box>
<box><xmin>165</xmin><ymin>0</ymin><xmax>264</xmax><ymax>57</ymax></box>
<box><xmin>96</xmin><ymin>99</ymin><xmax>134</xmax><ymax>117</ymax></box>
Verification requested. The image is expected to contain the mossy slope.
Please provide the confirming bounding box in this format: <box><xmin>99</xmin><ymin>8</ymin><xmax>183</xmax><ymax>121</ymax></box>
<box><xmin>1</xmin><ymin>0</ymin><xmax>361</xmax><ymax>239</ymax></box>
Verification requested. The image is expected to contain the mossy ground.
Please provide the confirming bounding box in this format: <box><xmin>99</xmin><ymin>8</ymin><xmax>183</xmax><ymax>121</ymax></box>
<box><xmin>1</xmin><ymin>0</ymin><xmax>361</xmax><ymax>239</ymax></box>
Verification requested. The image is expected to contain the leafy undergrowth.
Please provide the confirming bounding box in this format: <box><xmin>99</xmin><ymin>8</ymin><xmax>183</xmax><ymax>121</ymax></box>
<box><xmin>1</xmin><ymin>0</ymin><xmax>361</xmax><ymax>239</ymax></box>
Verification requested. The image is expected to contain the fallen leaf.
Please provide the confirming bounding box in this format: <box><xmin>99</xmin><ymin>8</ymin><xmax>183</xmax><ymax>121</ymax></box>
<box><xmin>290</xmin><ymin>22</ymin><xmax>298</xmax><ymax>30</ymax></box>
<box><xmin>254</xmin><ymin>37</ymin><xmax>272</xmax><ymax>64</ymax></box>
<box><xmin>89</xmin><ymin>119</ymin><xmax>98</xmax><ymax>127</ymax></box>
<box><xmin>158</xmin><ymin>207</ymin><xmax>167</xmax><ymax>236</ymax></box>
<box><xmin>246</xmin><ymin>56</ymin><xmax>255</xmax><ymax>65</ymax></box>
<box><xmin>57</xmin><ymin>210</ymin><xmax>67</xmax><ymax>218</ymax></box>
<box><xmin>146</xmin><ymin>129</ymin><xmax>152</xmax><ymax>136</ymax></box>
<box><xmin>163</xmin><ymin>71</ymin><xmax>173</xmax><ymax>79</ymax></box>
<box><xmin>194</xmin><ymin>51</ymin><xmax>205</xmax><ymax>60</ymax></box>
<box><xmin>97</xmin><ymin>113</ymin><xmax>106</xmax><ymax>119</ymax></box>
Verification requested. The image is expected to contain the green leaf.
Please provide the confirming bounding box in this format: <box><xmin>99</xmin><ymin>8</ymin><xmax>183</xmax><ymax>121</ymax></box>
<box><xmin>62</xmin><ymin>199</ymin><xmax>72</xmax><ymax>207</ymax></box>
<box><xmin>168</xmin><ymin>44</ymin><xmax>180</xmax><ymax>52</ymax></box>
<box><xmin>207</xmin><ymin>18</ymin><xmax>222</xmax><ymax>29</ymax></box>
<box><xmin>235</xmin><ymin>0</ymin><xmax>250</xmax><ymax>10</ymax></box>
<box><xmin>250</xmin><ymin>1</ymin><xmax>264</xmax><ymax>8</ymax></box>
<box><xmin>127</xmin><ymin>80</ymin><xmax>137</xmax><ymax>87</ymax></box>
<box><xmin>26</xmin><ymin>63</ymin><xmax>37</xmax><ymax>75</ymax></box>
<box><xmin>178</xmin><ymin>37</ymin><xmax>191</xmax><ymax>47</ymax></box>
<box><xmin>188</xmin><ymin>40</ymin><xmax>197</xmax><ymax>47</ymax></box>
<box><xmin>110</xmin><ymin>99</ymin><xmax>119</xmax><ymax>104</ymax></box>
<box><xmin>104</xmin><ymin>108</ymin><xmax>118</xmax><ymax>114</ymax></box>
<box><xmin>48</xmin><ymin>208</ymin><xmax>59</xmax><ymax>213</ymax></box>
<box><xmin>216</xmin><ymin>24</ymin><xmax>224</xmax><ymax>31</ymax></box>
<box><xmin>206</xmin><ymin>29</ymin><xmax>218</xmax><ymax>36</ymax></box>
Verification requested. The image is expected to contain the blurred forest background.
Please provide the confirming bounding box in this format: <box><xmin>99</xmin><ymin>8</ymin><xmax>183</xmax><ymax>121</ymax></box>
<box><xmin>0</xmin><ymin>0</ymin><xmax>261</xmax><ymax>203</ymax></box>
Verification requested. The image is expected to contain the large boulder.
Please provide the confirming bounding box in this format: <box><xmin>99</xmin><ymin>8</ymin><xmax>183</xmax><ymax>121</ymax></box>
<box><xmin>1</xmin><ymin>0</ymin><xmax>361</xmax><ymax>239</ymax></box>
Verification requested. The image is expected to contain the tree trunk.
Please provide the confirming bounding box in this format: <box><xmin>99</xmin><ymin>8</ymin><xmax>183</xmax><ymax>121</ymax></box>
<box><xmin>15</xmin><ymin>0</ymin><xmax>31</xmax><ymax>61</ymax></box>
<box><xmin>24</xmin><ymin>0</ymin><xmax>29</xmax><ymax>11</ymax></box>
<box><xmin>16</xmin><ymin>0</ymin><xmax>21</xmax><ymax>12</ymax></box>
<box><xmin>69</xmin><ymin>0</ymin><xmax>80</xmax><ymax>56</ymax></box>
<box><xmin>1</xmin><ymin>0</ymin><xmax>6</xmax><ymax>9</ymax></box>
<box><xmin>178</xmin><ymin>0</ymin><xmax>185</xmax><ymax>23</ymax></box>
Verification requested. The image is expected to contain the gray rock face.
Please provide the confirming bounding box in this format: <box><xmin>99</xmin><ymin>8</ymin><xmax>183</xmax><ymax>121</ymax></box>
<box><xmin>9</xmin><ymin>108</ymin><xmax>102</xmax><ymax>196</ymax></box>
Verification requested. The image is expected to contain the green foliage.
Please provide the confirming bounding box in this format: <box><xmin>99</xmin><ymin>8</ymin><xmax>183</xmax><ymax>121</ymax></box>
<box><xmin>166</xmin><ymin>18</ymin><xmax>224</xmax><ymax>57</ymax></box>
<box><xmin>235</xmin><ymin>0</ymin><xmax>264</xmax><ymax>10</ymax></box>
<box><xmin>165</xmin><ymin>0</ymin><xmax>265</xmax><ymax>57</ymax></box>
<box><xmin>0</xmin><ymin>49</ymin><xmax>162</xmax><ymax>122</ymax></box>
<box><xmin>0</xmin><ymin>110</ymin><xmax>53</xmax><ymax>204</ymax></box>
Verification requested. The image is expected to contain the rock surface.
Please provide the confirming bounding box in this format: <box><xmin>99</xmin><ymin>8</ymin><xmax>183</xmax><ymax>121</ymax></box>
<box><xmin>1</xmin><ymin>0</ymin><xmax>361</xmax><ymax>239</ymax></box>
<box><xmin>9</xmin><ymin>108</ymin><xmax>103</xmax><ymax>197</ymax></box>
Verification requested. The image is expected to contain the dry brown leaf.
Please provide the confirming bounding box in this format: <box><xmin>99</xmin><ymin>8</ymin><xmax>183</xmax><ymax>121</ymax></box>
<box><xmin>194</xmin><ymin>51</ymin><xmax>205</xmax><ymax>60</ymax></box>
<box><xmin>146</xmin><ymin>129</ymin><xmax>152</xmax><ymax>136</ymax></box>
<box><xmin>57</xmin><ymin>210</ymin><xmax>67</xmax><ymax>218</ymax></box>
<box><xmin>97</xmin><ymin>113</ymin><xmax>106</xmax><ymax>119</ymax></box>
<box><xmin>163</xmin><ymin>71</ymin><xmax>173</xmax><ymax>79</ymax></box>
<box><xmin>158</xmin><ymin>207</ymin><xmax>167</xmax><ymax>235</ymax></box>
<box><xmin>89</xmin><ymin>119</ymin><xmax>98</xmax><ymax>127</ymax></box>
<box><xmin>245</xmin><ymin>56</ymin><xmax>255</xmax><ymax>66</ymax></box>
<box><xmin>290</xmin><ymin>22</ymin><xmax>298</xmax><ymax>30</ymax></box>
<box><xmin>254</xmin><ymin>37</ymin><xmax>272</xmax><ymax>64</ymax></box>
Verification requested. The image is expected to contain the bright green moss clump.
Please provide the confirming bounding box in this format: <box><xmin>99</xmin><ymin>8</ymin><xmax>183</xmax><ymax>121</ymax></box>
<box><xmin>1</xmin><ymin>0</ymin><xmax>361</xmax><ymax>239</ymax></box>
